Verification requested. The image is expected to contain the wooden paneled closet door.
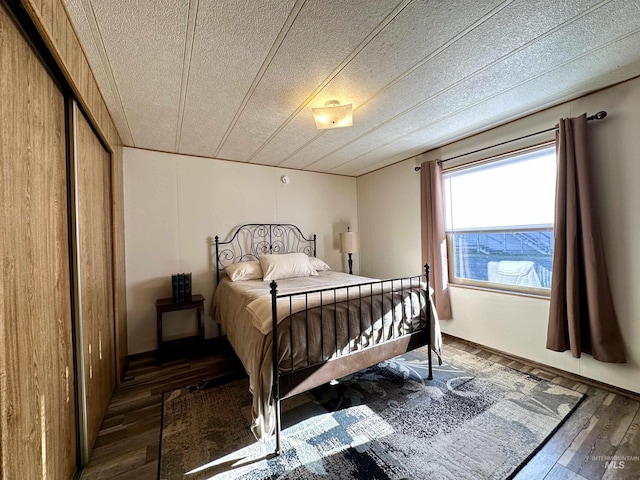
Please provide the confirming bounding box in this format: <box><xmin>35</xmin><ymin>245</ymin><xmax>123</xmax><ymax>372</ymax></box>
<box><xmin>73</xmin><ymin>103</ymin><xmax>116</xmax><ymax>458</ymax></box>
<box><xmin>0</xmin><ymin>4</ymin><xmax>77</xmax><ymax>479</ymax></box>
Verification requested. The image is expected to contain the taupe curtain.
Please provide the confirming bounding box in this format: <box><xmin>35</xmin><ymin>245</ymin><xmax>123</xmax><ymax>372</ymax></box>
<box><xmin>420</xmin><ymin>159</ymin><xmax>452</xmax><ymax>319</ymax></box>
<box><xmin>546</xmin><ymin>114</ymin><xmax>626</xmax><ymax>363</ymax></box>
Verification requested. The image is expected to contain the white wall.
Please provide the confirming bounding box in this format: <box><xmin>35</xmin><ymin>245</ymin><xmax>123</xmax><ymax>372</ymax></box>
<box><xmin>358</xmin><ymin>159</ymin><xmax>422</xmax><ymax>278</ymax></box>
<box><xmin>124</xmin><ymin>148</ymin><xmax>358</xmax><ymax>354</ymax></box>
<box><xmin>357</xmin><ymin>76</ymin><xmax>640</xmax><ymax>394</ymax></box>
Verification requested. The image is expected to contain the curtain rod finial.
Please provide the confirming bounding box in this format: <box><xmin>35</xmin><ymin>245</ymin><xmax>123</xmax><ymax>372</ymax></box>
<box><xmin>588</xmin><ymin>111</ymin><xmax>607</xmax><ymax>121</ymax></box>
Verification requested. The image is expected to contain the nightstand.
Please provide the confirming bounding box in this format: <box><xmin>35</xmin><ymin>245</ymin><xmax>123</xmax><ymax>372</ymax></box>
<box><xmin>156</xmin><ymin>294</ymin><xmax>205</xmax><ymax>363</ymax></box>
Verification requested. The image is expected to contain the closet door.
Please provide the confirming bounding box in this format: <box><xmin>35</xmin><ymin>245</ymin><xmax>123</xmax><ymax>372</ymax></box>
<box><xmin>72</xmin><ymin>102</ymin><xmax>116</xmax><ymax>459</ymax></box>
<box><xmin>0</xmin><ymin>4</ymin><xmax>76</xmax><ymax>479</ymax></box>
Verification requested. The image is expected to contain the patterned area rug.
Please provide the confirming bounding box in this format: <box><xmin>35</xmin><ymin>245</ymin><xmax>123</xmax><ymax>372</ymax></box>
<box><xmin>159</xmin><ymin>346</ymin><xmax>584</xmax><ymax>479</ymax></box>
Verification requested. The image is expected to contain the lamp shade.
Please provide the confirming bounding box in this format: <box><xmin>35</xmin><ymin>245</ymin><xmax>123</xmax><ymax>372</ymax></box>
<box><xmin>312</xmin><ymin>100</ymin><xmax>353</xmax><ymax>129</ymax></box>
<box><xmin>340</xmin><ymin>231</ymin><xmax>360</xmax><ymax>254</ymax></box>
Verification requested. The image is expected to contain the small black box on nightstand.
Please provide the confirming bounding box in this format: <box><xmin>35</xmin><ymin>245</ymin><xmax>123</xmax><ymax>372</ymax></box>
<box><xmin>171</xmin><ymin>273</ymin><xmax>192</xmax><ymax>303</ymax></box>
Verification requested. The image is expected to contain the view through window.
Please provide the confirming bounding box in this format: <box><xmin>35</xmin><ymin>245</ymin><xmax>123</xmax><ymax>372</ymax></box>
<box><xmin>443</xmin><ymin>145</ymin><xmax>556</xmax><ymax>293</ymax></box>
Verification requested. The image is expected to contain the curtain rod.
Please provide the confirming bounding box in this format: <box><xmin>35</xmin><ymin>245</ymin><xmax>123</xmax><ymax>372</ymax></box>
<box><xmin>414</xmin><ymin>111</ymin><xmax>607</xmax><ymax>171</ymax></box>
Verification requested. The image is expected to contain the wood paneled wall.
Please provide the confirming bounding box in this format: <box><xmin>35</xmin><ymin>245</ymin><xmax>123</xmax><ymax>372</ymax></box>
<box><xmin>22</xmin><ymin>0</ymin><xmax>128</xmax><ymax>382</ymax></box>
<box><xmin>0</xmin><ymin>4</ymin><xmax>77</xmax><ymax>478</ymax></box>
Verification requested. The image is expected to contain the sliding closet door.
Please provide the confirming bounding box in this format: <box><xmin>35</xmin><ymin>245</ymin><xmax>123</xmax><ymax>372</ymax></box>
<box><xmin>72</xmin><ymin>102</ymin><xmax>116</xmax><ymax>458</ymax></box>
<box><xmin>0</xmin><ymin>4</ymin><xmax>77</xmax><ymax>479</ymax></box>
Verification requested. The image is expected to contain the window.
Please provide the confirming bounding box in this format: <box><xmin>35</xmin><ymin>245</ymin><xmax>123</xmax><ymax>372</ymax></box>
<box><xmin>443</xmin><ymin>145</ymin><xmax>556</xmax><ymax>294</ymax></box>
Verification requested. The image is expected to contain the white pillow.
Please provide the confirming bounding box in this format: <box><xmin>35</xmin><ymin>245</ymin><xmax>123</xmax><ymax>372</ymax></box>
<box><xmin>224</xmin><ymin>261</ymin><xmax>263</xmax><ymax>281</ymax></box>
<box><xmin>309</xmin><ymin>256</ymin><xmax>331</xmax><ymax>271</ymax></box>
<box><xmin>259</xmin><ymin>253</ymin><xmax>318</xmax><ymax>281</ymax></box>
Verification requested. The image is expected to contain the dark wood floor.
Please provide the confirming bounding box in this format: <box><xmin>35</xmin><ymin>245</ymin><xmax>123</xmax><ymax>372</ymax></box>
<box><xmin>80</xmin><ymin>336</ymin><xmax>640</xmax><ymax>480</ymax></box>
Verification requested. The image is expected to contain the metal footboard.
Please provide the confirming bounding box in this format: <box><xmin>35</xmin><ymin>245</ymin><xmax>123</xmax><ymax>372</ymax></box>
<box><xmin>270</xmin><ymin>264</ymin><xmax>432</xmax><ymax>455</ymax></box>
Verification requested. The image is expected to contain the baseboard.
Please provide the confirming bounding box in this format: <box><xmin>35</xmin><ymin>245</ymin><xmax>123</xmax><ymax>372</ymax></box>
<box><xmin>443</xmin><ymin>333</ymin><xmax>640</xmax><ymax>401</ymax></box>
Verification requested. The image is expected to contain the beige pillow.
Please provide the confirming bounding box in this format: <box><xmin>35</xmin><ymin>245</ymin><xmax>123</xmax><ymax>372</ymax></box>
<box><xmin>224</xmin><ymin>261</ymin><xmax>263</xmax><ymax>281</ymax></box>
<box><xmin>309</xmin><ymin>256</ymin><xmax>331</xmax><ymax>271</ymax></box>
<box><xmin>259</xmin><ymin>253</ymin><xmax>318</xmax><ymax>281</ymax></box>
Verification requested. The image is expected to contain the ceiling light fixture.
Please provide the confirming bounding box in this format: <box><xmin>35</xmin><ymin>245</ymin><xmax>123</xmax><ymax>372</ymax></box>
<box><xmin>312</xmin><ymin>100</ymin><xmax>353</xmax><ymax>129</ymax></box>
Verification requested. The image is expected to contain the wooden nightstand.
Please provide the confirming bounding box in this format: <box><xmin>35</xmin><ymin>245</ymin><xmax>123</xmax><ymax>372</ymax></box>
<box><xmin>156</xmin><ymin>294</ymin><xmax>205</xmax><ymax>363</ymax></box>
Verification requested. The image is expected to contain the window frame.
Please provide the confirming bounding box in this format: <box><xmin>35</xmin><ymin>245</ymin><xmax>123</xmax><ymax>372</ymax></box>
<box><xmin>443</xmin><ymin>143</ymin><xmax>556</xmax><ymax>297</ymax></box>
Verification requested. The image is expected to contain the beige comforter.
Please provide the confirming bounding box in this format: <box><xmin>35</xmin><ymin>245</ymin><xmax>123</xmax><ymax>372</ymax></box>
<box><xmin>213</xmin><ymin>270</ymin><xmax>441</xmax><ymax>440</ymax></box>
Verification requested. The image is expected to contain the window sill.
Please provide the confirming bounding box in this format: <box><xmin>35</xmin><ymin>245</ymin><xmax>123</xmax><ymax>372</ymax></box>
<box><xmin>448</xmin><ymin>283</ymin><xmax>551</xmax><ymax>301</ymax></box>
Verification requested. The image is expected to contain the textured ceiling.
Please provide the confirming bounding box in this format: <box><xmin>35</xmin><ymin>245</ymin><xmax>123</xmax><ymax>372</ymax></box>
<box><xmin>63</xmin><ymin>0</ymin><xmax>640</xmax><ymax>176</ymax></box>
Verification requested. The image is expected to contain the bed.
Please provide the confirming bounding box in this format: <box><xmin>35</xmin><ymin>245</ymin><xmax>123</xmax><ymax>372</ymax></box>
<box><xmin>212</xmin><ymin>223</ymin><xmax>440</xmax><ymax>455</ymax></box>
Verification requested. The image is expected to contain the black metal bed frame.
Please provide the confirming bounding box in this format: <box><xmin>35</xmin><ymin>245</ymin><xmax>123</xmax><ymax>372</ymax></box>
<box><xmin>214</xmin><ymin>224</ymin><xmax>432</xmax><ymax>456</ymax></box>
<box><xmin>214</xmin><ymin>223</ymin><xmax>316</xmax><ymax>283</ymax></box>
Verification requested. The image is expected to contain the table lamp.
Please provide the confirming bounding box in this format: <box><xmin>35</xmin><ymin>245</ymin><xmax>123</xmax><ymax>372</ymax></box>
<box><xmin>339</xmin><ymin>226</ymin><xmax>360</xmax><ymax>275</ymax></box>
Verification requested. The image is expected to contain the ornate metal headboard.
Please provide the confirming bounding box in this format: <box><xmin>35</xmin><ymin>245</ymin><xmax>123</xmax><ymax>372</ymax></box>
<box><xmin>214</xmin><ymin>224</ymin><xmax>316</xmax><ymax>282</ymax></box>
